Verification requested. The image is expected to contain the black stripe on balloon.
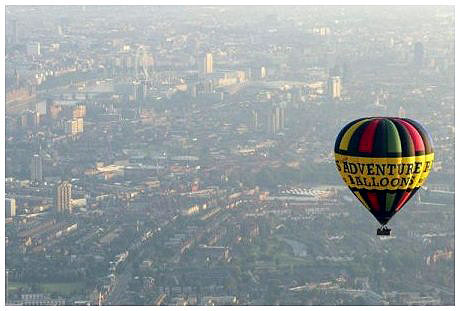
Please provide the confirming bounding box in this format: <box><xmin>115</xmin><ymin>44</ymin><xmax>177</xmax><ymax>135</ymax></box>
<box><xmin>359</xmin><ymin>189</ymin><xmax>384</xmax><ymax>224</ymax></box>
<box><xmin>347</xmin><ymin>120</ymin><xmax>372</xmax><ymax>154</ymax></box>
<box><xmin>387</xmin><ymin>189</ymin><xmax>401</xmax><ymax>215</ymax></box>
<box><xmin>393</xmin><ymin>119</ymin><xmax>415</xmax><ymax>157</ymax></box>
<box><xmin>378</xmin><ymin>191</ymin><xmax>394</xmax><ymax>225</ymax></box>
<box><xmin>355</xmin><ymin>188</ymin><xmax>371</xmax><ymax>210</ymax></box>
<box><xmin>373</xmin><ymin>189</ymin><xmax>402</xmax><ymax>217</ymax></box>
<box><xmin>402</xmin><ymin>118</ymin><xmax>434</xmax><ymax>154</ymax></box>
<box><xmin>372</xmin><ymin>191</ymin><xmax>384</xmax><ymax>224</ymax></box>
<box><xmin>390</xmin><ymin>189</ymin><xmax>405</xmax><ymax>213</ymax></box>
<box><xmin>371</xmin><ymin>119</ymin><xmax>388</xmax><ymax>158</ymax></box>
<box><xmin>334</xmin><ymin>118</ymin><xmax>367</xmax><ymax>153</ymax></box>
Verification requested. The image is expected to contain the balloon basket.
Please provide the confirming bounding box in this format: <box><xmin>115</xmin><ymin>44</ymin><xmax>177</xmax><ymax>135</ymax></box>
<box><xmin>377</xmin><ymin>226</ymin><xmax>391</xmax><ymax>236</ymax></box>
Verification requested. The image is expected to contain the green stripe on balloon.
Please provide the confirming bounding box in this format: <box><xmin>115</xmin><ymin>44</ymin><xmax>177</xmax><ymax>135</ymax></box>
<box><xmin>385</xmin><ymin>193</ymin><xmax>396</xmax><ymax>212</ymax></box>
<box><xmin>384</xmin><ymin>119</ymin><xmax>402</xmax><ymax>154</ymax></box>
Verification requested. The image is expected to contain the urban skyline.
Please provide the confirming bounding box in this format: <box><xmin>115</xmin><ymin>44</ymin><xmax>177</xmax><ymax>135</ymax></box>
<box><xmin>4</xmin><ymin>5</ymin><xmax>455</xmax><ymax>306</ymax></box>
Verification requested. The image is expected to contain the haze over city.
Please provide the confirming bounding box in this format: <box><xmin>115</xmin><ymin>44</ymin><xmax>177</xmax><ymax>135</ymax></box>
<box><xmin>4</xmin><ymin>5</ymin><xmax>454</xmax><ymax>306</ymax></box>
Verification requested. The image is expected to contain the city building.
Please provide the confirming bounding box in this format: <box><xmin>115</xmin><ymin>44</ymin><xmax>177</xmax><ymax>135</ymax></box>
<box><xmin>279</xmin><ymin>103</ymin><xmax>286</xmax><ymax>129</ymax></box>
<box><xmin>65</xmin><ymin>119</ymin><xmax>78</xmax><ymax>135</ymax></box>
<box><xmin>202</xmin><ymin>53</ymin><xmax>213</xmax><ymax>74</ymax></box>
<box><xmin>26</xmin><ymin>42</ymin><xmax>40</xmax><ymax>57</ymax></box>
<box><xmin>36</xmin><ymin>101</ymin><xmax>47</xmax><ymax>115</ymax></box>
<box><xmin>267</xmin><ymin>109</ymin><xmax>276</xmax><ymax>136</ymax></box>
<box><xmin>327</xmin><ymin>76</ymin><xmax>342</xmax><ymax>99</ymax></box>
<box><xmin>133</xmin><ymin>80</ymin><xmax>148</xmax><ymax>103</ymax></box>
<box><xmin>6</xmin><ymin>198</ymin><xmax>16</xmax><ymax>218</ymax></box>
<box><xmin>215</xmin><ymin>70</ymin><xmax>246</xmax><ymax>86</ymax></box>
<box><xmin>250</xmin><ymin>110</ymin><xmax>258</xmax><ymax>130</ymax></box>
<box><xmin>260</xmin><ymin>66</ymin><xmax>267</xmax><ymax>79</ymax></box>
<box><xmin>21</xmin><ymin>110</ymin><xmax>40</xmax><ymax>130</ymax></box>
<box><xmin>56</xmin><ymin>181</ymin><xmax>72</xmax><ymax>213</ymax></box>
<box><xmin>20</xmin><ymin>294</ymin><xmax>66</xmax><ymax>306</ymax></box>
<box><xmin>30</xmin><ymin>154</ymin><xmax>43</xmax><ymax>182</ymax></box>
<box><xmin>65</xmin><ymin>118</ymin><xmax>83</xmax><ymax>135</ymax></box>
<box><xmin>314</xmin><ymin>26</ymin><xmax>331</xmax><ymax>36</ymax></box>
<box><xmin>267</xmin><ymin>104</ymin><xmax>286</xmax><ymax>135</ymax></box>
<box><xmin>76</xmin><ymin>118</ymin><xmax>84</xmax><ymax>133</ymax></box>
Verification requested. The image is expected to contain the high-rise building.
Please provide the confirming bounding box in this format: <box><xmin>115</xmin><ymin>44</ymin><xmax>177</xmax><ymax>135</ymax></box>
<box><xmin>274</xmin><ymin>106</ymin><xmax>281</xmax><ymax>130</ymax></box>
<box><xmin>36</xmin><ymin>101</ymin><xmax>47</xmax><ymax>115</ymax></box>
<box><xmin>133</xmin><ymin>80</ymin><xmax>148</xmax><ymax>103</ymax></box>
<box><xmin>26</xmin><ymin>42</ymin><xmax>41</xmax><ymax>57</ymax></box>
<box><xmin>202</xmin><ymin>53</ymin><xmax>213</xmax><ymax>74</ymax></box>
<box><xmin>6</xmin><ymin>198</ymin><xmax>16</xmax><ymax>218</ymax></box>
<box><xmin>316</xmin><ymin>26</ymin><xmax>331</xmax><ymax>36</ymax></box>
<box><xmin>260</xmin><ymin>66</ymin><xmax>267</xmax><ymax>79</ymax></box>
<box><xmin>76</xmin><ymin>118</ymin><xmax>84</xmax><ymax>133</ymax></box>
<box><xmin>30</xmin><ymin>154</ymin><xmax>43</xmax><ymax>182</ymax></box>
<box><xmin>21</xmin><ymin>110</ymin><xmax>40</xmax><ymax>130</ymax></box>
<box><xmin>196</xmin><ymin>80</ymin><xmax>214</xmax><ymax>95</ymax></box>
<box><xmin>267</xmin><ymin>110</ymin><xmax>277</xmax><ymax>136</ymax></box>
<box><xmin>65</xmin><ymin>119</ymin><xmax>78</xmax><ymax>135</ymax></box>
<box><xmin>56</xmin><ymin>181</ymin><xmax>72</xmax><ymax>214</ymax></box>
<box><xmin>267</xmin><ymin>104</ymin><xmax>286</xmax><ymax>135</ymax></box>
<box><xmin>250</xmin><ymin>110</ymin><xmax>258</xmax><ymax>129</ymax></box>
<box><xmin>327</xmin><ymin>76</ymin><xmax>342</xmax><ymax>99</ymax></box>
<box><xmin>65</xmin><ymin>119</ymin><xmax>83</xmax><ymax>135</ymax></box>
<box><xmin>279</xmin><ymin>103</ymin><xmax>286</xmax><ymax>129</ymax></box>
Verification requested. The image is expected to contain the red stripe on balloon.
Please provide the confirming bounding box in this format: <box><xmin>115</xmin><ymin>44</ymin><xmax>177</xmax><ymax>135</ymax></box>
<box><xmin>358</xmin><ymin>119</ymin><xmax>380</xmax><ymax>153</ymax></box>
<box><xmin>395</xmin><ymin>191</ymin><xmax>412</xmax><ymax>211</ymax></box>
<box><xmin>395</xmin><ymin>119</ymin><xmax>425</xmax><ymax>152</ymax></box>
<box><xmin>367</xmin><ymin>192</ymin><xmax>380</xmax><ymax>211</ymax></box>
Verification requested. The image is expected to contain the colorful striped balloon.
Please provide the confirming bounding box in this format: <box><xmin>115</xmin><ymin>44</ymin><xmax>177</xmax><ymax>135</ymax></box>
<box><xmin>334</xmin><ymin>117</ymin><xmax>434</xmax><ymax>232</ymax></box>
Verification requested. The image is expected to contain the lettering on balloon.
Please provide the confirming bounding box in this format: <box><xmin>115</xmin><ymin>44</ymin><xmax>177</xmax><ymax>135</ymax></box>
<box><xmin>334</xmin><ymin>153</ymin><xmax>434</xmax><ymax>190</ymax></box>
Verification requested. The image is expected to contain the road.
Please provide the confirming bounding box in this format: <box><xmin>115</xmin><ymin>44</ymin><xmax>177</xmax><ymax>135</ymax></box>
<box><xmin>105</xmin><ymin>262</ymin><xmax>134</xmax><ymax>305</ymax></box>
<box><xmin>104</xmin><ymin>223</ymin><xmax>170</xmax><ymax>305</ymax></box>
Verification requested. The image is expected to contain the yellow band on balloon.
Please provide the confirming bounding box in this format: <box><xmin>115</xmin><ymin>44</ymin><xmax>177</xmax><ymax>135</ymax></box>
<box><xmin>334</xmin><ymin>153</ymin><xmax>434</xmax><ymax>191</ymax></box>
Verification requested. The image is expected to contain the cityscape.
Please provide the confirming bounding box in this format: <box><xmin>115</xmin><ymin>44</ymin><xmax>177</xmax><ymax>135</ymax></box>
<box><xmin>4</xmin><ymin>5</ymin><xmax>455</xmax><ymax>306</ymax></box>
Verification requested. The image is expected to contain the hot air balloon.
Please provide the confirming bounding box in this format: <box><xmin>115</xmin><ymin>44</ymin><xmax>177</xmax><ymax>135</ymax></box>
<box><xmin>334</xmin><ymin>117</ymin><xmax>434</xmax><ymax>235</ymax></box>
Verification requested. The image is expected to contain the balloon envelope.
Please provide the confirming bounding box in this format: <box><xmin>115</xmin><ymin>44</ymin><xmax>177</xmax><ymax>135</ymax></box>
<box><xmin>334</xmin><ymin>117</ymin><xmax>434</xmax><ymax>225</ymax></box>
